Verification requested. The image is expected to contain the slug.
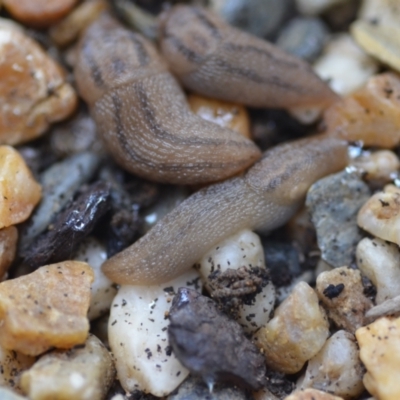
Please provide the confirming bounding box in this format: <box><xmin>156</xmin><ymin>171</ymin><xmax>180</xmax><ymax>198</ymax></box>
<box><xmin>159</xmin><ymin>6</ymin><xmax>338</xmax><ymax>113</ymax></box>
<box><xmin>74</xmin><ymin>15</ymin><xmax>261</xmax><ymax>184</ymax></box>
<box><xmin>102</xmin><ymin>135</ymin><xmax>348</xmax><ymax>285</ymax></box>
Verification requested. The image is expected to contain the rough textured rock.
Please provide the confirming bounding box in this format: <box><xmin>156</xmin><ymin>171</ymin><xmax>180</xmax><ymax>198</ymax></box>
<box><xmin>20</xmin><ymin>335</ymin><xmax>115</xmax><ymax>400</ymax></box>
<box><xmin>0</xmin><ymin>226</ymin><xmax>18</xmax><ymax>280</ymax></box>
<box><xmin>316</xmin><ymin>266</ymin><xmax>372</xmax><ymax>333</ymax></box>
<box><xmin>0</xmin><ymin>261</ymin><xmax>94</xmax><ymax>356</ymax></box>
<box><xmin>168</xmin><ymin>288</ymin><xmax>266</xmax><ymax>391</ymax></box>
<box><xmin>306</xmin><ymin>170</ymin><xmax>370</xmax><ymax>268</ymax></box>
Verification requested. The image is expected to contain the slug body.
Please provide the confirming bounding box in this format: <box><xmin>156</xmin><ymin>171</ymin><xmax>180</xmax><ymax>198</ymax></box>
<box><xmin>159</xmin><ymin>6</ymin><xmax>339</xmax><ymax>111</ymax></box>
<box><xmin>74</xmin><ymin>15</ymin><xmax>261</xmax><ymax>184</ymax></box>
<box><xmin>102</xmin><ymin>135</ymin><xmax>348</xmax><ymax>285</ymax></box>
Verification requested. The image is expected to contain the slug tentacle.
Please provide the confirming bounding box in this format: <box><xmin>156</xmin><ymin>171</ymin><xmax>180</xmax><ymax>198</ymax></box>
<box><xmin>74</xmin><ymin>15</ymin><xmax>261</xmax><ymax>184</ymax></box>
<box><xmin>159</xmin><ymin>6</ymin><xmax>338</xmax><ymax>112</ymax></box>
<box><xmin>102</xmin><ymin>135</ymin><xmax>348</xmax><ymax>285</ymax></box>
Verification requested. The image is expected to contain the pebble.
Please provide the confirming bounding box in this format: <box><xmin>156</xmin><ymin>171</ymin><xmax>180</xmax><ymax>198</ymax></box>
<box><xmin>284</xmin><ymin>389</ymin><xmax>344</xmax><ymax>400</ymax></box>
<box><xmin>313</xmin><ymin>33</ymin><xmax>379</xmax><ymax>96</ymax></box>
<box><xmin>74</xmin><ymin>237</ymin><xmax>117</xmax><ymax>320</ymax></box>
<box><xmin>356</xmin><ymin>237</ymin><xmax>400</xmax><ymax>304</ymax></box>
<box><xmin>2</xmin><ymin>0</ymin><xmax>78</xmax><ymax>27</ymax></box>
<box><xmin>351</xmin><ymin>150</ymin><xmax>400</xmax><ymax>188</ymax></box>
<box><xmin>197</xmin><ymin>229</ymin><xmax>275</xmax><ymax>333</ymax></box>
<box><xmin>254</xmin><ymin>282</ymin><xmax>329</xmax><ymax>374</ymax></box>
<box><xmin>356</xmin><ymin>317</ymin><xmax>400</xmax><ymax>400</ymax></box>
<box><xmin>210</xmin><ymin>0</ymin><xmax>289</xmax><ymax>38</ymax></box>
<box><xmin>324</xmin><ymin>73</ymin><xmax>400</xmax><ymax>148</ymax></box>
<box><xmin>276</xmin><ymin>17</ymin><xmax>329</xmax><ymax>62</ymax></box>
<box><xmin>0</xmin><ymin>226</ymin><xmax>18</xmax><ymax>280</ymax></box>
<box><xmin>108</xmin><ymin>270</ymin><xmax>202</xmax><ymax>397</ymax></box>
<box><xmin>306</xmin><ymin>170</ymin><xmax>370</xmax><ymax>268</ymax></box>
<box><xmin>357</xmin><ymin>184</ymin><xmax>400</xmax><ymax>245</ymax></box>
<box><xmin>365</xmin><ymin>295</ymin><xmax>400</xmax><ymax>322</ymax></box>
<box><xmin>19</xmin><ymin>152</ymin><xmax>101</xmax><ymax>253</ymax></box>
<box><xmin>0</xmin><ymin>18</ymin><xmax>77</xmax><ymax>145</ymax></box>
<box><xmin>0</xmin><ymin>261</ymin><xmax>94</xmax><ymax>356</ymax></box>
<box><xmin>357</xmin><ymin>0</ymin><xmax>400</xmax><ymax>27</ymax></box>
<box><xmin>20</xmin><ymin>334</ymin><xmax>115</xmax><ymax>400</ymax></box>
<box><xmin>168</xmin><ymin>288</ymin><xmax>266</xmax><ymax>391</ymax></box>
<box><xmin>168</xmin><ymin>376</ymin><xmax>249</xmax><ymax>400</ymax></box>
<box><xmin>0</xmin><ymin>345</ymin><xmax>35</xmax><ymax>392</ymax></box>
<box><xmin>0</xmin><ymin>146</ymin><xmax>41</xmax><ymax>229</ymax></box>
<box><xmin>316</xmin><ymin>266</ymin><xmax>372</xmax><ymax>333</ymax></box>
<box><xmin>188</xmin><ymin>94</ymin><xmax>251</xmax><ymax>139</ymax></box>
<box><xmin>298</xmin><ymin>330</ymin><xmax>364</xmax><ymax>398</ymax></box>
<box><xmin>0</xmin><ymin>388</ymin><xmax>29</xmax><ymax>400</ymax></box>
<box><xmin>295</xmin><ymin>0</ymin><xmax>351</xmax><ymax>15</ymax></box>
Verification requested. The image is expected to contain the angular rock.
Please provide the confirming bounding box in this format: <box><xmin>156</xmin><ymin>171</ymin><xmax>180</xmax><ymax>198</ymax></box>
<box><xmin>306</xmin><ymin>170</ymin><xmax>370</xmax><ymax>268</ymax></box>
<box><xmin>168</xmin><ymin>288</ymin><xmax>266</xmax><ymax>391</ymax></box>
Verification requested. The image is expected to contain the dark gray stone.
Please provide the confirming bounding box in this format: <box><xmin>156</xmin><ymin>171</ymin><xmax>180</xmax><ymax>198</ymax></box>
<box><xmin>306</xmin><ymin>170</ymin><xmax>371</xmax><ymax>268</ymax></box>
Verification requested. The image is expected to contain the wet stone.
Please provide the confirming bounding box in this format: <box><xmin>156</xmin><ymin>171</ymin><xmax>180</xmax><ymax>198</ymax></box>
<box><xmin>168</xmin><ymin>288</ymin><xmax>266</xmax><ymax>391</ymax></box>
<box><xmin>168</xmin><ymin>376</ymin><xmax>251</xmax><ymax>400</ymax></box>
<box><xmin>276</xmin><ymin>17</ymin><xmax>329</xmax><ymax>62</ymax></box>
<box><xmin>306</xmin><ymin>170</ymin><xmax>371</xmax><ymax>268</ymax></box>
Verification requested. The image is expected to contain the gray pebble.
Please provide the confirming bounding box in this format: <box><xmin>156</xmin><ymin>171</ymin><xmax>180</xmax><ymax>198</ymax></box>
<box><xmin>0</xmin><ymin>388</ymin><xmax>28</xmax><ymax>400</ymax></box>
<box><xmin>168</xmin><ymin>376</ymin><xmax>252</xmax><ymax>400</ymax></box>
<box><xmin>210</xmin><ymin>0</ymin><xmax>290</xmax><ymax>38</ymax></box>
<box><xmin>306</xmin><ymin>170</ymin><xmax>371</xmax><ymax>268</ymax></box>
<box><xmin>276</xmin><ymin>17</ymin><xmax>329</xmax><ymax>61</ymax></box>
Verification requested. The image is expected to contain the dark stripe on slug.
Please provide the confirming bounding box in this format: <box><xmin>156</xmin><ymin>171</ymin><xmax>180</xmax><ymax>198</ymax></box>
<box><xmin>112</xmin><ymin>58</ymin><xmax>126</xmax><ymax>75</ymax></box>
<box><xmin>191</xmin><ymin>8</ymin><xmax>221</xmax><ymax>39</ymax></box>
<box><xmin>165</xmin><ymin>35</ymin><xmax>205</xmax><ymax>64</ymax></box>
<box><xmin>127</xmin><ymin>33</ymin><xmax>150</xmax><ymax>66</ymax></box>
<box><xmin>82</xmin><ymin>41</ymin><xmax>105</xmax><ymax>87</ymax></box>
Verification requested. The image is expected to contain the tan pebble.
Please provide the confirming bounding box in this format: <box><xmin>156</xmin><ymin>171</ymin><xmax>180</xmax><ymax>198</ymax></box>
<box><xmin>20</xmin><ymin>334</ymin><xmax>115</xmax><ymax>400</ymax></box>
<box><xmin>356</xmin><ymin>317</ymin><xmax>400</xmax><ymax>400</ymax></box>
<box><xmin>0</xmin><ymin>261</ymin><xmax>94</xmax><ymax>356</ymax></box>
<box><xmin>351</xmin><ymin>20</ymin><xmax>400</xmax><ymax>74</ymax></box>
<box><xmin>253</xmin><ymin>387</ymin><xmax>280</xmax><ymax>400</ymax></box>
<box><xmin>0</xmin><ymin>18</ymin><xmax>77</xmax><ymax>145</ymax></box>
<box><xmin>0</xmin><ymin>345</ymin><xmax>35</xmax><ymax>392</ymax></box>
<box><xmin>295</xmin><ymin>0</ymin><xmax>350</xmax><ymax>15</ymax></box>
<box><xmin>351</xmin><ymin>150</ymin><xmax>400</xmax><ymax>187</ymax></box>
<box><xmin>357</xmin><ymin>184</ymin><xmax>400</xmax><ymax>245</ymax></box>
<box><xmin>298</xmin><ymin>330</ymin><xmax>364</xmax><ymax>398</ymax></box>
<box><xmin>356</xmin><ymin>237</ymin><xmax>400</xmax><ymax>304</ymax></box>
<box><xmin>254</xmin><ymin>282</ymin><xmax>329</xmax><ymax>374</ymax></box>
<box><xmin>324</xmin><ymin>73</ymin><xmax>400</xmax><ymax>148</ymax></box>
<box><xmin>0</xmin><ymin>226</ymin><xmax>18</xmax><ymax>280</ymax></box>
<box><xmin>188</xmin><ymin>94</ymin><xmax>251</xmax><ymax>139</ymax></box>
<box><xmin>0</xmin><ymin>146</ymin><xmax>41</xmax><ymax>229</ymax></box>
<box><xmin>316</xmin><ymin>266</ymin><xmax>372</xmax><ymax>333</ymax></box>
<box><xmin>284</xmin><ymin>388</ymin><xmax>344</xmax><ymax>400</ymax></box>
<box><xmin>2</xmin><ymin>0</ymin><xmax>78</xmax><ymax>28</ymax></box>
<box><xmin>49</xmin><ymin>0</ymin><xmax>109</xmax><ymax>47</ymax></box>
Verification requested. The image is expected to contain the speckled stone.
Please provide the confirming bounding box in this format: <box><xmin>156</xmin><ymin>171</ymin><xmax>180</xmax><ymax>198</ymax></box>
<box><xmin>306</xmin><ymin>170</ymin><xmax>371</xmax><ymax>268</ymax></box>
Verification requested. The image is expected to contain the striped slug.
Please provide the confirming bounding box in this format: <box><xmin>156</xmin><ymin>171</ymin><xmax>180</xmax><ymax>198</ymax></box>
<box><xmin>102</xmin><ymin>135</ymin><xmax>348</xmax><ymax>285</ymax></box>
<box><xmin>159</xmin><ymin>6</ymin><xmax>338</xmax><ymax>115</ymax></box>
<box><xmin>74</xmin><ymin>14</ymin><xmax>261</xmax><ymax>184</ymax></box>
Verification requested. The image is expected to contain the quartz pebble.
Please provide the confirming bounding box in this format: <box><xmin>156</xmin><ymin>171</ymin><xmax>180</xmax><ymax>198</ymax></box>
<box><xmin>356</xmin><ymin>237</ymin><xmax>400</xmax><ymax>304</ymax></box>
<box><xmin>2</xmin><ymin>0</ymin><xmax>78</xmax><ymax>27</ymax></box>
<box><xmin>351</xmin><ymin>150</ymin><xmax>400</xmax><ymax>188</ymax></box>
<box><xmin>109</xmin><ymin>270</ymin><xmax>202</xmax><ymax>397</ymax></box>
<box><xmin>324</xmin><ymin>73</ymin><xmax>400</xmax><ymax>148</ymax></box>
<box><xmin>0</xmin><ymin>146</ymin><xmax>41</xmax><ymax>229</ymax></box>
<box><xmin>0</xmin><ymin>18</ymin><xmax>77</xmax><ymax>145</ymax></box>
<box><xmin>0</xmin><ymin>226</ymin><xmax>18</xmax><ymax>280</ymax></box>
<box><xmin>0</xmin><ymin>261</ymin><xmax>94</xmax><ymax>356</ymax></box>
<box><xmin>254</xmin><ymin>282</ymin><xmax>329</xmax><ymax>374</ymax></box>
<box><xmin>276</xmin><ymin>17</ymin><xmax>329</xmax><ymax>62</ymax></box>
<box><xmin>313</xmin><ymin>34</ymin><xmax>378</xmax><ymax>96</ymax></box>
<box><xmin>0</xmin><ymin>388</ymin><xmax>29</xmax><ymax>400</ymax></box>
<box><xmin>357</xmin><ymin>184</ymin><xmax>400</xmax><ymax>245</ymax></box>
<box><xmin>20</xmin><ymin>334</ymin><xmax>115</xmax><ymax>400</ymax></box>
<box><xmin>356</xmin><ymin>317</ymin><xmax>400</xmax><ymax>400</ymax></box>
<box><xmin>74</xmin><ymin>237</ymin><xmax>117</xmax><ymax>320</ymax></box>
<box><xmin>0</xmin><ymin>345</ymin><xmax>35</xmax><ymax>392</ymax></box>
<box><xmin>188</xmin><ymin>94</ymin><xmax>251</xmax><ymax>139</ymax></box>
<box><xmin>316</xmin><ymin>267</ymin><xmax>372</xmax><ymax>333</ymax></box>
<box><xmin>168</xmin><ymin>288</ymin><xmax>266</xmax><ymax>391</ymax></box>
<box><xmin>197</xmin><ymin>229</ymin><xmax>275</xmax><ymax>333</ymax></box>
<box><xmin>306</xmin><ymin>170</ymin><xmax>370</xmax><ymax>268</ymax></box>
<box><xmin>298</xmin><ymin>330</ymin><xmax>364</xmax><ymax>398</ymax></box>
<box><xmin>284</xmin><ymin>389</ymin><xmax>343</xmax><ymax>400</ymax></box>
<box><xmin>295</xmin><ymin>0</ymin><xmax>351</xmax><ymax>15</ymax></box>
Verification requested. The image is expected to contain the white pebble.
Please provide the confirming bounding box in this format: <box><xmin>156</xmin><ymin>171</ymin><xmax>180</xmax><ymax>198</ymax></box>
<box><xmin>108</xmin><ymin>270</ymin><xmax>202</xmax><ymax>397</ymax></box>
